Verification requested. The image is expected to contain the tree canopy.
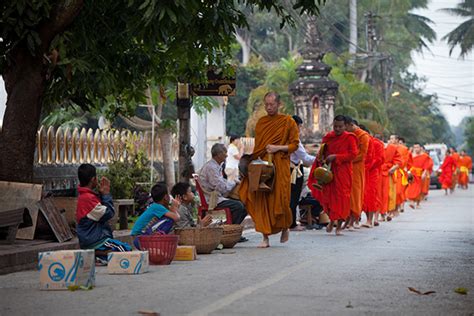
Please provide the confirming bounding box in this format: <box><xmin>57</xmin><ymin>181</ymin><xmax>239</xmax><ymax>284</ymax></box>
<box><xmin>0</xmin><ymin>0</ymin><xmax>326</xmax><ymax>182</ymax></box>
<box><xmin>441</xmin><ymin>0</ymin><xmax>474</xmax><ymax>58</ymax></box>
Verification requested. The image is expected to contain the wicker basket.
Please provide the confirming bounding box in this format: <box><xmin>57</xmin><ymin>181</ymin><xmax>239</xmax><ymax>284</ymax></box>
<box><xmin>174</xmin><ymin>227</ymin><xmax>223</xmax><ymax>254</ymax></box>
<box><xmin>220</xmin><ymin>225</ymin><xmax>243</xmax><ymax>248</ymax></box>
<box><xmin>137</xmin><ymin>234</ymin><xmax>179</xmax><ymax>265</ymax></box>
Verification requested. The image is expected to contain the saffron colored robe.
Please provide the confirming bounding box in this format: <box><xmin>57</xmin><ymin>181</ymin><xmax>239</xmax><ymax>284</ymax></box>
<box><xmin>350</xmin><ymin>128</ymin><xmax>370</xmax><ymax>217</ymax></box>
<box><xmin>380</xmin><ymin>144</ymin><xmax>402</xmax><ymax>213</ymax></box>
<box><xmin>406</xmin><ymin>153</ymin><xmax>431</xmax><ymax>202</ymax></box>
<box><xmin>450</xmin><ymin>152</ymin><xmax>460</xmax><ymax>189</ymax></box>
<box><xmin>364</xmin><ymin>137</ymin><xmax>384</xmax><ymax>212</ymax></box>
<box><xmin>439</xmin><ymin>155</ymin><xmax>457</xmax><ymax>190</ymax></box>
<box><xmin>458</xmin><ymin>155</ymin><xmax>472</xmax><ymax>186</ymax></box>
<box><xmin>239</xmin><ymin>114</ymin><xmax>299</xmax><ymax>235</ymax></box>
<box><xmin>395</xmin><ymin>145</ymin><xmax>412</xmax><ymax>205</ymax></box>
<box><xmin>422</xmin><ymin>154</ymin><xmax>433</xmax><ymax>195</ymax></box>
<box><xmin>308</xmin><ymin>131</ymin><xmax>358</xmax><ymax>221</ymax></box>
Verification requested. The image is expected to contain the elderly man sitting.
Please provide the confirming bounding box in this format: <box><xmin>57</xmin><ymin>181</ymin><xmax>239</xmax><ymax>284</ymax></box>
<box><xmin>199</xmin><ymin>143</ymin><xmax>248</xmax><ymax>240</ymax></box>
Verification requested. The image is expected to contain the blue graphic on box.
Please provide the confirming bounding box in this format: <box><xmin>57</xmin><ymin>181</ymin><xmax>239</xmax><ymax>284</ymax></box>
<box><xmin>134</xmin><ymin>254</ymin><xmax>144</xmax><ymax>274</ymax></box>
<box><xmin>48</xmin><ymin>262</ymin><xmax>66</xmax><ymax>281</ymax></box>
<box><xmin>120</xmin><ymin>258</ymin><xmax>130</xmax><ymax>269</ymax></box>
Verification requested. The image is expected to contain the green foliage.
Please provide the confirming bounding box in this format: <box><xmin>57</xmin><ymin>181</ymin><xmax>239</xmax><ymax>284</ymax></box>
<box><xmin>464</xmin><ymin>117</ymin><xmax>474</xmax><ymax>155</ymax></box>
<box><xmin>317</xmin><ymin>0</ymin><xmax>436</xmax><ymax>83</ymax></box>
<box><xmin>386</xmin><ymin>86</ymin><xmax>455</xmax><ymax>146</ymax></box>
<box><xmin>99</xmin><ymin>148</ymin><xmax>151</xmax><ymax>199</ymax></box>
<box><xmin>226</xmin><ymin>56</ymin><xmax>267</xmax><ymax>135</ymax></box>
<box><xmin>325</xmin><ymin>53</ymin><xmax>388</xmax><ymax>133</ymax></box>
<box><xmin>41</xmin><ymin>103</ymin><xmax>88</xmax><ymax>129</ymax></box>
<box><xmin>192</xmin><ymin>97</ymin><xmax>220</xmax><ymax>117</ymax></box>
<box><xmin>1</xmin><ymin>1</ymin><xmax>325</xmax><ymax>118</ymax></box>
<box><xmin>441</xmin><ymin>0</ymin><xmax>474</xmax><ymax>57</ymax></box>
<box><xmin>244</xmin><ymin>54</ymin><xmax>302</xmax><ymax>135</ymax></box>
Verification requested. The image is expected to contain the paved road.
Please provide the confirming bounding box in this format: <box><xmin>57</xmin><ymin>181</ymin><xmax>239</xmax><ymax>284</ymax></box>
<box><xmin>1</xmin><ymin>188</ymin><xmax>473</xmax><ymax>315</ymax></box>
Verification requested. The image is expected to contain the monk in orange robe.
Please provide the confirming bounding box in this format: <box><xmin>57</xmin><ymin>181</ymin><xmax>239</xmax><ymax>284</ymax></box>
<box><xmin>438</xmin><ymin>151</ymin><xmax>457</xmax><ymax>195</ymax></box>
<box><xmin>378</xmin><ymin>139</ymin><xmax>402</xmax><ymax>222</ymax></box>
<box><xmin>395</xmin><ymin>137</ymin><xmax>412</xmax><ymax>213</ymax></box>
<box><xmin>421</xmin><ymin>147</ymin><xmax>433</xmax><ymax>198</ymax></box>
<box><xmin>362</xmin><ymin>130</ymin><xmax>384</xmax><ymax>228</ymax></box>
<box><xmin>345</xmin><ymin>118</ymin><xmax>369</xmax><ymax>229</ymax></box>
<box><xmin>458</xmin><ymin>150</ymin><xmax>472</xmax><ymax>189</ymax></box>
<box><xmin>308</xmin><ymin>115</ymin><xmax>358</xmax><ymax>236</ymax></box>
<box><xmin>239</xmin><ymin>92</ymin><xmax>299</xmax><ymax>248</ymax></box>
<box><xmin>449</xmin><ymin>148</ymin><xmax>460</xmax><ymax>191</ymax></box>
<box><xmin>406</xmin><ymin>144</ymin><xmax>431</xmax><ymax>208</ymax></box>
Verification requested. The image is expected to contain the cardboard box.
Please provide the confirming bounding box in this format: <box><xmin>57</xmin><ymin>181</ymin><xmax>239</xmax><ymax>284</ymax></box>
<box><xmin>107</xmin><ymin>251</ymin><xmax>149</xmax><ymax>274</ymax></box>
<box><xmin>38</xmin><ymin>249</ymin><xmax>95</xmax><ymax>290</ymax></box>
<box><xmin>174</xmin><ymin>246</ymin><xmax>197</xmax><ymax>261</ymax></box>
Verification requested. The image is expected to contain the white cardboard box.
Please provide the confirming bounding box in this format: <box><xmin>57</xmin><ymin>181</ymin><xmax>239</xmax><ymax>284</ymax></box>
<box><xmin>107</xmin><ymin>251</ymin><xmax>149</xmax><ymax>274</ymax></box>
<box><xmin>38</xmin><ymin>249</ymin><xmax>95</xmax><ymax>290</ymax></box>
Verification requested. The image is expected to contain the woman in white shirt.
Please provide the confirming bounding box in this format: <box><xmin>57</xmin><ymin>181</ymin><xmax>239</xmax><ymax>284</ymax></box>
<box><xmin>225</xmin><ymin>135</ymin><xmax>243</xmax><ymax>181</ymax></box>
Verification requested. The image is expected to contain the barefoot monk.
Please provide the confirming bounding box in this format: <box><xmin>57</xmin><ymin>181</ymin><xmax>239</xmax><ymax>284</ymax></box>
<box><xmin>308</xmin><ymin>115</ymin><xmax>358</xmax><ymax>236</ymax></box>
<box><xmin>239</xmin><ymin>91</ymin><xmax>299</xmax><ymax>248</ymax></box>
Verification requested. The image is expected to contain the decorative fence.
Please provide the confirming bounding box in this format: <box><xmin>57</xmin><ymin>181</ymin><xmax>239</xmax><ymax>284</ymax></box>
<box><xmin>35</xmin><ymin>126</ymin><xmax>179</xmax><ymax>166</ymax></box>
<box><xmin>34</xmin><ymin>125</ymin><xmax>255</xmax><ymax>166</ymax></box>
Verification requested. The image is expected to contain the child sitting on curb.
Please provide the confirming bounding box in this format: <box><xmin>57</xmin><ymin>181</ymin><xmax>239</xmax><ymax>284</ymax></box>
<box><xmin>171</xmin><ymin>182</ymin><xmax>212</xmax><ymax>229</ymax></box>
<box><xmin>76</xmin><ymin>163</ymin><xmax>131</xmax><ymax>264</ymax></box>
<box><xmin>131</xmin><ymin>182</ymin><xmax>180</xmax><ymax>249</ymax></box>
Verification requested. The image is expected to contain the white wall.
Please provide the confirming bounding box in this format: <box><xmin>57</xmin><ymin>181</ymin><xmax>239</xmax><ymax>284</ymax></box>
<box><xmin>191</xmin><ymin>106</ymin><xmax>207</xmax><ymax>171</ymax></box>
<box><xmin>190</xmin><ymin>97</ymin><xmax>227</xmax><ymax>171</ymax></box>
<box><xmin>0</xmin><ymin>77</ymin><xmax>6</xmax><ymax>127</ymax></box>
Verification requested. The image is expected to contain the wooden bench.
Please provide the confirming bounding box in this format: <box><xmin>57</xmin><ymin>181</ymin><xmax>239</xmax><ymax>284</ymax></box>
<box><xmin>0</xmin><ymin>208</ymin><xmax>28</xmax><ymax>244</ymax></box>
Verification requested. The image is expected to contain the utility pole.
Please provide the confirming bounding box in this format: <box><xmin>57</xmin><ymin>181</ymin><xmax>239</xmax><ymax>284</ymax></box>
<box><xmin>365</xmin><ymin>11</ymin><xmax>376</xmax><ymax>85</ymax></box>
<box><xmin>349</xmin><ymin>0</ymin><xmax>357</xmax><ymax>66</ymax></box>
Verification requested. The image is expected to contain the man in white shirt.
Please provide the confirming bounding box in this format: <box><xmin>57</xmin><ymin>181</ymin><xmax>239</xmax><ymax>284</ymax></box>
<box><xmin>290</xmin><ymin>115</ymin><xmax>316</xmax><ymax>231</ymax></box>
<box><xmin>199</xmin><ymin>143</ymin><xmax>248</xmax><ymax>226</ymax></box>
<box><xmin>225</xmin><ymin>135</ymin><xmax>243</xmax><ymax>181</ymax></box>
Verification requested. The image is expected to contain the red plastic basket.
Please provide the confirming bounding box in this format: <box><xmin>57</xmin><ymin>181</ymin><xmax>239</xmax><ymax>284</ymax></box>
<box><xmin>137</xmin><ymin>234</ymin><xmax>179</xmax><ymax>265</ymax></box>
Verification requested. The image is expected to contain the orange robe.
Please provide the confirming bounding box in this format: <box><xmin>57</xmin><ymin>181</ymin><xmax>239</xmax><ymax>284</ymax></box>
<box><xmin>458</xmin><ymin>155</ymin><xmax>472</xmax><ymax>186</ymax></box>
<box><xmin>308</xmin><ymin>131</ymin><xmax>358</xmax><ymax>221</ymax></box>
<box><xmin>380</xmin><ymin>144</ymin><xmax>402</xmax><ymax>214</ymax></box>
<box><xmin>350</xmin><ymin>128</ymin><xmax>370</xmax><ymax>217</ymax></box>
<box><xmin>406</xmin><ymin>153</ymin><xmax>431</xmax><ymax>202</ymax></box>
<box><xmin>422</xmin><ymin>155</ymin><xmax>433</xmax><ymax>195</ymax></box>
<box><xmin>364</xmin><ymin>137</ymin><xmax>384</xmax><ymax>212</ymax></box>
<box><xmin>395</xmin><ymin>145</ymin><xmax>411</xmax><ymax>205</ymax></box>
<box><xmin>451</xmin><ymin>152</ymin><xmax>460</xmax><ymax>189</ymax></box>
<box><xmin>439</xmin><ymin>155</ymin><xmax>457</xmax><ymax>190</ymax></box>
<box><xmin>239</xmin><ymin>114</ymin><xmax>299</xmax><ymax>235</ymax></box>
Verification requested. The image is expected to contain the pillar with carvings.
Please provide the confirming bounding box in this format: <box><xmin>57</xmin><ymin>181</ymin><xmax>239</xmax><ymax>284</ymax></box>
<box><xmin>290</xmin><ymin>17</ymin><xmax>338</xmax><ymax>143</ymax></box>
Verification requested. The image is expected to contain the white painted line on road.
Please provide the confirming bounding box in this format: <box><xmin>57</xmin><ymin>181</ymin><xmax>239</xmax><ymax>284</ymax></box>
<box><xmin>188</xmin><ymin>259</ymin><xmax>313</xmax><ymax>316</ymax></box>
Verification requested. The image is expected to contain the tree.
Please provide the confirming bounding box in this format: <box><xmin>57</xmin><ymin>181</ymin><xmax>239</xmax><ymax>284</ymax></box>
<box><xmin>464</xmin><ymin>117</ymin><xmax>474</xmax><ymax>155</ymax></box>
<box><xmin>441</xmin><ymin>0</ymin><xmax>474</xmax><ymax>58</ymax></box>
<box><xmin>0</xmin><ymin>0</ymin><xmax>326</xmax><ymax>182</ymax></box>
<box><xmin>244</xmin><ymin>54</ymin><xmax>302</xmax><ymax>136</ymax></box>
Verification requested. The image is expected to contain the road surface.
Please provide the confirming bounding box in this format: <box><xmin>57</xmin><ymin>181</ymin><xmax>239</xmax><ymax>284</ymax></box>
<box><xmin>1</xmin><ymin>187</ymin><xmax>473</xmax><ymax>315</ymax></box>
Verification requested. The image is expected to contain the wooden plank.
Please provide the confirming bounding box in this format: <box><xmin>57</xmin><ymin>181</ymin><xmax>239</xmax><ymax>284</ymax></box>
<box><xmin>16</xmin><ymin>205</ymin><xmax>39</xmax><ymax>240</ymax></box>
<box><xmin>0</xmin><ymin>181</ymin><xmax>42</xmax><ymax>240</ymax></box>
<box><xmin>50</xmin><ymin>197</ymin><xmax>77</xmax><ymax>225</ymax></box>
<box><xmin>37</xmin><ymin>198</ymin><xmax>74</xmax><ymax>243</ymax></box>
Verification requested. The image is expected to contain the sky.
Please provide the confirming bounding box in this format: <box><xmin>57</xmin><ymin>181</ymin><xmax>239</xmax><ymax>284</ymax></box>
<box><xmin>410</xmin><ymin>0</ymin><xmax>474</xmax><ymax>126</ymax></box>
<box><xmin>0</xmin><ymin>0</ymin><xmax>473</xmax><ymax>127</ymax></box>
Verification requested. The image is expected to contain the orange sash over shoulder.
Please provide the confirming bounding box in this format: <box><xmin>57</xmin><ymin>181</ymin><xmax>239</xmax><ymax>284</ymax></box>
<box><xmin>239</xmin><ymin>114</ymin><xmax>299</xmax><ymax>235</ymax></box>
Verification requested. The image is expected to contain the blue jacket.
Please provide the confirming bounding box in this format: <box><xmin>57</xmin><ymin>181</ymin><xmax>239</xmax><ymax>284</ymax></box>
<box><xmin>76</xmin><ymin>186</ymin><xmax>115</xmax><ymax>249</ymax></box>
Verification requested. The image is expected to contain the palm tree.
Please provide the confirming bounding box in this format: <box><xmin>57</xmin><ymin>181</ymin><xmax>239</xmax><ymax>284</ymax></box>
<box><xmin>440</xmin><ymin>0</ymin><xmax>474</xmax><ymax>58</ymax></box>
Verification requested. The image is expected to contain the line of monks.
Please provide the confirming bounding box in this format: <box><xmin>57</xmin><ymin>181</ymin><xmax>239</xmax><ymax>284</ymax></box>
<box><xmin>307</xmin><ymin>115</ymin><xmax>472</xmax><ymax>236</ymax></box>
<box><xmin>439</xmin><ymin>147</ymin><xmax>473</xmax><ymax>194</ymax></box>
<box><xmin>237</xmin><ymin>93</ymin><xmax>471</xmax><ymax>246</ymax></box>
